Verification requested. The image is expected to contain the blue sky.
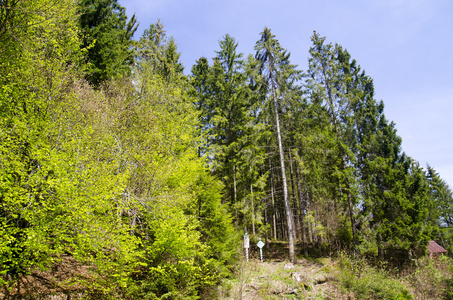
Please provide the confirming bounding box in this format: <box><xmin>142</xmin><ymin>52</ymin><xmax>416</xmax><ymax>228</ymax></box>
<box><xmin>120</xmin><ymin>0</ymin><xmax>453</xmax><ymax>187</ymax></box>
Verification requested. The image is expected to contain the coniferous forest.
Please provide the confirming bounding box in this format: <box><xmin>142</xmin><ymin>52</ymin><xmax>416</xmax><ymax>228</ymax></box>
<box><xmin>1</xmin><ymin>0</ymin><xmax>453</xmax><ymax>299</ymax></box>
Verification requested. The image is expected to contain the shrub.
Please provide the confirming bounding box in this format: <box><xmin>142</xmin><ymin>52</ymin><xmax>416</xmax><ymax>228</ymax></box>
<box><xmin>405</xmin><ymin>255</ymin><xmax>453</xmax><ymax>299</ymax></box>
<box><xmin>337</xmin><ymin>253</ymin><xmax>412</xmax><ymax>300</ymax></box>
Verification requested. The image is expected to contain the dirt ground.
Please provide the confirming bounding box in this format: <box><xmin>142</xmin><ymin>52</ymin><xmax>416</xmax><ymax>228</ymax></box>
<box><xmin>218</xmin><ymin>257</ymin><xmax>352</xmax><ymax>300</ymax></box>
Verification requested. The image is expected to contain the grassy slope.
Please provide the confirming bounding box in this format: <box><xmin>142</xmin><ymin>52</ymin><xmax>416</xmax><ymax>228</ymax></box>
<box><xmin>217</xmin><ymin>241</ymin><xmax>453</xmax><ymax>300</ymax></box>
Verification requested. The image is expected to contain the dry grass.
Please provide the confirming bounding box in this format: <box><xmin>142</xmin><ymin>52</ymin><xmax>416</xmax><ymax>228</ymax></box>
<box><xmin>401</xmin><ymin>255</ymin><xmax>453</xmax><ymax>300</ymax></box>
<box><xmin>219</xmin><ymin>257</ymin><xmax>349</xmax><ymax>300</ymax></box>
<box><xmin>0</xmin><ymin>255</ymin><xmax>95</xmax><ymax>300</ymax></box>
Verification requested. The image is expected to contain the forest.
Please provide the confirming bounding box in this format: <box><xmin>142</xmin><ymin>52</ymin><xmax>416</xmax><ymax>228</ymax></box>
<box><xmin>1</xmin><ymin>0</ymin><xmax>453</xmax><ymax>299</ymax></box>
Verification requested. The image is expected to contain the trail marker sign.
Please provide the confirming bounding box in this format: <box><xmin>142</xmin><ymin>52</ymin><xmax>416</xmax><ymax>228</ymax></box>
<box><xmin>244</xmin><ymin>234</ymin><xmax>250</xmax><ymax>249</ymax></box>
<box><xmin>257</xmin><ymin>240</ymin><xmax>264</xmax><ymax>249</ymax></box>
<box><xmin>244</xmin><ymin>231</ymin><xmax>250</xmax><ymax>262</ymax></box>
<box><xmin>257</xmin><ymin>236</ymin><xmax>265</xmax><ymax>262</ymax></box>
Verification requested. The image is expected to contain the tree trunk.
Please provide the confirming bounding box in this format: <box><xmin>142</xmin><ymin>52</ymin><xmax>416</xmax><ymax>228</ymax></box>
<box><xmin>251</xmin><ymin>181</ymin><xmax>255</xmax><ymax>236</ymax></box>
<box><xmin>272</xmin><ymin>85</ymin><xmax>295</xmax><ymax>263</ymax></box>
<box><xmin>233</xmin><ymin>164</ymin><xmax>238</xmax><ymax>226</ymax></box>
<box><xmin>289</xmin><ymin>149</ymin><xmax>299</xmax><ymax>240</ymax></box>
<box><xmin>377</xmin><ymin>233</ymin><xmax>384</xmax><ymax>258</ymax></box>
<box><xmin>341</xmin><ymin>157</ymin><xmax>359</xmax><ymax>246</ymax></box>
<box><xmin>295</xmin><ymin>164</ymin><xmax>308</xmax><ymax>256</ymax></box>
<box><xmin>269</xmin><ymin>155</ymin><xmax>278</xmax><ymax>240</ymax></box>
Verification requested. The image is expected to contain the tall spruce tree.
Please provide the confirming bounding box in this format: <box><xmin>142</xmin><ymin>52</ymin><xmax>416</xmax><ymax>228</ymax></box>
<box><xmin>255</xmin><ymin>27</ymin><xmax>301</xmax><ymax>262</ymax></box>
<box><xmin>77</xmin><ymin>0</ymin><xmax>138</xmax><ymax>86</ymax></box>
<box><xmin>305</xmin><ymin>32</ymin><xmax>436</xmax><ymax>257</ymax></box>
<box><xmin>191</xmin><ymin>35</ymin><xmax>269</xmax><ymax>232</ymax></box>
<box><xmin>426</xmin><ymin>166</ymin><xmax>453</xmax><ymax>251</ymax></box>
<box><xmin>136</xmin><ymin>20</ymin><xmax>184</xmax><ymax>82</ymax></box>
<box><xmin>306</xmin><ymin>32</ymin><xmax>360</xmax><ymax>246</ymax></box>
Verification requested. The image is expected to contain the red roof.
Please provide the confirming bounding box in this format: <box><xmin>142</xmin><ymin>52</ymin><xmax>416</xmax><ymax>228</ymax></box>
<box><xmin>428</xmin><ymin>240</ymin><xmax>447</xmax><ymax>254</ymax></box>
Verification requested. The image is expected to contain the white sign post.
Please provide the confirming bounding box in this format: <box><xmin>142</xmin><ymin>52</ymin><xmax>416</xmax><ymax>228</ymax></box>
<box><xmin>257</xmin><ymin>236</ymin><xmax>265</xmax><ymax>262</ymax></box>
<box><xmin>244</xmin><ymin>230</ymin><xmax>250</xmax><ymax>262</ymax></box>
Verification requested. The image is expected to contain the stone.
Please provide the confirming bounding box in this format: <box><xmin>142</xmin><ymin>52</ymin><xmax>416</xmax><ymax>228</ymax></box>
<box><xmin>292</xmin><ymin>272</ymin><xmax>302</xmax><ymax>282</ymax></box>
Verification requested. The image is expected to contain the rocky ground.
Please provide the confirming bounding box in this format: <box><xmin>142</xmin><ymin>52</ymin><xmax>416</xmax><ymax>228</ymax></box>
<box><xmin>217</xmin><ymin>257</ymin><xmax>352</xmax><ymax>300</ymax></box>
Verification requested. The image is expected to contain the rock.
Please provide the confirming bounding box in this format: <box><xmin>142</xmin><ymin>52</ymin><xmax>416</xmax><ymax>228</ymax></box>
<box><xmin>312</xmin><ymin>273</ymin><xmax>328</xmax><ymax>284</ymax></box>
<box><xmin>292</xmin><ymin>272</ymin><xmax>302</xmax><ymax>282</ymax></box>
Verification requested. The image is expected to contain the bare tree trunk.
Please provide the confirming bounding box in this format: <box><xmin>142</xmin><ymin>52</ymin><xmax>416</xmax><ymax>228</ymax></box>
<box><xmin>308</xmin><ymin>217</ymin><xmax>313</xmax><ymax>244</ymax></box>
<box><xmin>295</xmin><ymin>163</ymin><xmax>308</xmax><ymax>256</ymax></box>
<box><xmin>264</xmin><ymin>207</ymin><xmax>269</xmax><ymax>245</ymax></box>
<box><xmin>377</xmin><ymin>233</ymin><xmax>384</xmax><ymax>258</ymax></box>
<box><xmin>307</xmin><ymin>192</ymin><xmax>313</xmax><ymax>244</ymax></box>
<box><xmin>233</xmin><ymin>164</ymin><xmax>238</xmax><ymax>226</ymax></box>
<box><xmin>295</xmin><ymin>202</ymin><xmax>301</xmax><ymax>241</ymax></box>
<box><xmin>270</xmin><ymin>156</ymin><xmax>277</xmax><ymax>240</ymax></box>
<box><xmin>303</xmin><ymin>222</ymin><xmax>308</xmax><ymax>257</ymax></box>
<box><xmin>251</xmin><ymin>181</ymin><xmax>255</xmax><ymax>236</ymax></box>
<box><xmin>272</xmin><ymin>187</ymin><xmax>277</xmax><ymax>240</ymax></box>
<box><xmin>272</xmin><ymin>85</ymin><xmax>295</xmax><ymax>263</ymax></box>
<box><xmin>289</xmin><ymin>149</ymin><xmax>300</xmax><ymax>241</ymax></box>
<box><xmin>340</xmin><ymin>157</ymin><xmax>358</xmax><ymax>246</ymax></box>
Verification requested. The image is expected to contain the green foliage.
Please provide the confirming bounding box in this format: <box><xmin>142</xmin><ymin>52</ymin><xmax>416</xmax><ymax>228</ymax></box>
<box><xmin>338</xmin><ymin>253</ymin><xmax>413</xmax><ymax>300</ymax></box>
<box><xmin>77</xmin><ymin>0</ymin><xmax>138</xmax><ymax>86</ymax></box>
<box><xmin>136</xmin><ymin>20</ymin><xmax>184</xmax><ymax>82</ymax></box>
<box><xmin>0</xmin><ymin>0</ymin><xmax>83</xmax><ymax>283</ymax></box>
<box><xmin>49</xmin><ymin>89</ymin><xmax>143</xmax><ymax>290</ymax></box>
<box><xmin>1</xmin><ymin>5</ymin><xmax>238</xmax><ymax>297</ymax></box>
<box><xmin>99</xmin><ymin>68</ymin><xmax>238</xmax><ymax>298</ymax></box>
<box><xmin>190</xmin><ymin>33</ymin><xmax>268</xmax><ymax>235</ymax></box>
<box><xmin>305</xmin><ymin>32</ymin><xmax>365</xmax><ymax>247</ymax></box>
<box><xmin>403</xmin><ymin>255</ymin><xmax>453</xmax><ymax>299</ymax></box>
<box><xmin>2</xmin><ymin>4</ymin><xmax>451</xmax><ymax>297</ymax></box>
<box><xmin>304</xmin><ymin>32</ymin><xmax>437</xmax><ymax>257</ymax></box>
<box><xmin>426</xmin><ymin>166</ymin><xmax>453</xmax><ymax>252</ymax></box>
<box><xmin>191</xmin><ymin>173</ymin><xmax>240</xmax><ymax>276</ymax></box>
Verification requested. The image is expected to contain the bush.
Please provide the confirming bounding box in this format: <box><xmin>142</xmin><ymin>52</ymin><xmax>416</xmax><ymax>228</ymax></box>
<box><xmin>406</xmin><ymin>255</ymin><xmax>453</xmax><ymax>299</ymax></box>
<box><xmin>337</xmin><ymin>253</ymin><xmax>412</xmax><ymax>300</ymax></box>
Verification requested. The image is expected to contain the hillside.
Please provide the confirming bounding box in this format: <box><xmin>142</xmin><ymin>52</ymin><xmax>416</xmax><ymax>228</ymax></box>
<box><xmin>2</xmin><ymin>1</ymin><xmax>453</xmax><ymax>299</ymax></box>
<box><xmin>220</xmin><ymin>259</ymin><xmax>344</xmax><ymax>299</ymax></box>
<box><xmin>1</xmin><ymin>241</ymin><xmax>453</xmax><ymax>299</ymax></box>
<box><xmin>215</xmin><ymin>242</ymin><xmax>453</xmax><ymax>300</ymax></box>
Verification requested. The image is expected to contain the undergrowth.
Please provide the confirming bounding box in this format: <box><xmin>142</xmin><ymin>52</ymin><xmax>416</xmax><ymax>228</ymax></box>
<box><xmin>337</xmin><ymin>252</ymin><xmax>413</xmax><ymax>300</ymax></box>
<box><xmin>403</xmin><ymin>255</ymin><xmax>453</xmax><ymax>299</ymax></box>
<box><xmin>216</xmin><ymin>249</ymin><xmax>453</xmax><ymax>300</ymax></box>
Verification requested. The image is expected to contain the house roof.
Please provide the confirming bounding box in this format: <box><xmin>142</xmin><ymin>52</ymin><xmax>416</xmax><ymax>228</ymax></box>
<box><xmin>428</xmin><ymin>240</ymin><xmax>447</xmax><ymax>253</ymax></box>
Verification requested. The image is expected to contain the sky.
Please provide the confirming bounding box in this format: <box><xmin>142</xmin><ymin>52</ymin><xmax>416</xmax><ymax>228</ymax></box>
<box><xmin>120</xmin><ymin>0</ymin><xmax>453</xmax><ymax>187</ymax></box>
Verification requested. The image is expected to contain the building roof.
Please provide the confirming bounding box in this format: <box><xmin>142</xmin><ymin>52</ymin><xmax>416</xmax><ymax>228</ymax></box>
<box><xmin>428</xmin><ymin>240</ymin><xmax>447</xmax><ymax>254</ymax></box>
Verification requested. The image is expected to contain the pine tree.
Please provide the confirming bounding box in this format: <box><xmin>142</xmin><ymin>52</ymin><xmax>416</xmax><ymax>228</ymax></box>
<box><xmin>305</xmin><ymin>32</ymin><xmax>360</xmax><ymax>246</ymax></box>
<box><xmin>77</xmin><ymin>0</ymin><xmax>138</xmax><ymax>86</ymax></box>
<box><xmin>426</xmin><ymin>166</ymin><xmax>453</xmax><ymax>251</ymax></box>
<box><xmin>254</xmin><ymin>27</ymin><xmax>301</xmax><ymax>262</ymax></box>
<box><xmin>136</xmin><ymin>20</ymin><xmax>184</xmax><ymax>82</ymax></box>
<box><xmin>191</xmin><ymin>35</ymin><xmax>249</xmax><ymax>214</ymax></box>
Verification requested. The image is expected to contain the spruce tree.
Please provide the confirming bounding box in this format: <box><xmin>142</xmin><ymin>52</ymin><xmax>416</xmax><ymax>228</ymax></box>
<box><xmin>191</xmin><ymin>35</ymin><xmax>252</xmax><ymax>221</ymax></box>
<box><xmin>255</xmin><ymin>27</ymin><xmax>301</xmax><ymax>262</ymax></box>
<box><xmin>136</xmin><ymin>20</ymin><xmax>184</xmax><ymax>81</ymax></box>
<box><xmin>306</xmin><ymin>32</ymin><xmax>360</xmax><ymax>246</ymax></box>
<box><xmin>426</xmin><ymin>166</ymin><xmax>453</xmax><ymax>251</ymax></box>
<box><xmin>77</xmin><ymin>0</ymin><xmax>138</xmax><ymax>86</ymax></box>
